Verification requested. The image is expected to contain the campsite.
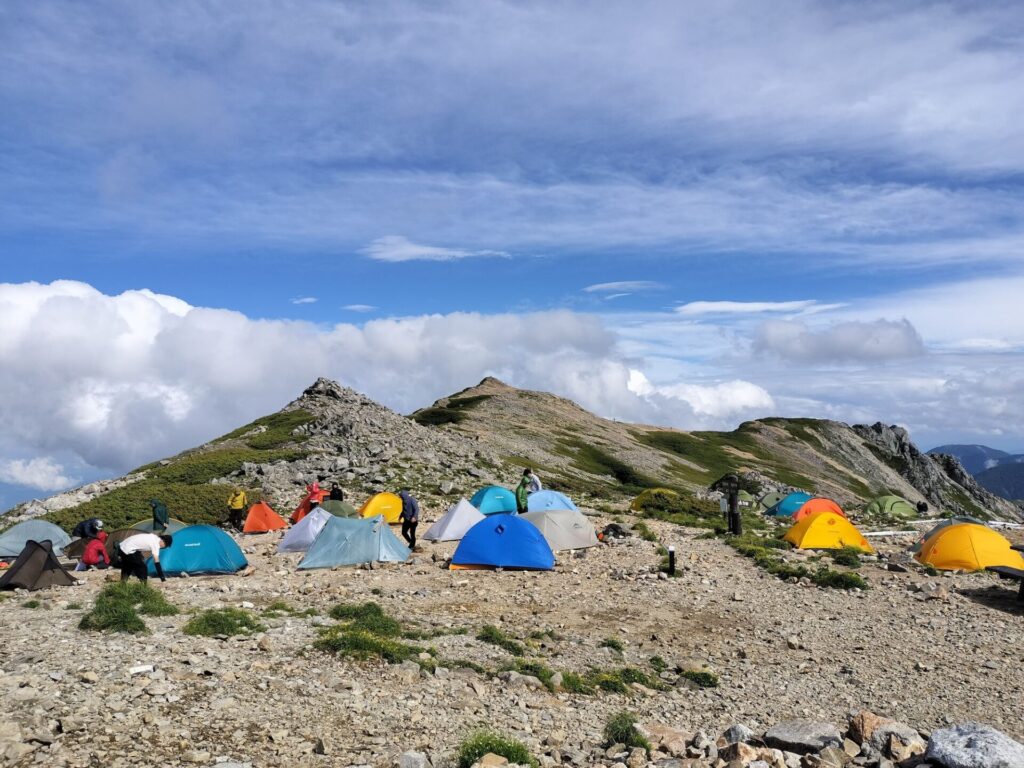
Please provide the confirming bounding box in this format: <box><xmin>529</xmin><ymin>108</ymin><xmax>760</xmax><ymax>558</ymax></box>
<box><xmin>2</xmin><ymin>379</ymin><xmax>1023</xmax><ymax>768</ymax></box>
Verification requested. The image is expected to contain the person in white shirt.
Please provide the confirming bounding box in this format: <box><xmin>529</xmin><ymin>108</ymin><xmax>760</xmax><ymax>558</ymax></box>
<box><xmin>118</xmin><ymin>533</ymin><xmax>172</xmax><ymax>583</ymax></box>
<box><xmin>526</xmin><ymin>469</ymin><xmax>542</xmax><ymax>494</ymax></box>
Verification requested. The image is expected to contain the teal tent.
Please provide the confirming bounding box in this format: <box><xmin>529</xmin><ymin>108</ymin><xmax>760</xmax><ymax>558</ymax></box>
<box><xmin>767</xmin><ymin>492</ymin><xmax>812</xmax><ymax>517</ymax></box>
<box><xmin>470</xmin><ymin>485</ymin><xmax>518</xmax><ymax>515</ymax></box>
<box><xmin>298</xmin><ymin>515</ymin><xmax>410</xmax><ymax>570</ymax></box>
<box><xmin>147</xmin><ymin>525</ymin><xmax>247</xmax><ymax>576</ymax></box>
<box><xmin>0</xmin><ymin>520</ymin><xmax>71</xmax><ymax>559</ymax></box>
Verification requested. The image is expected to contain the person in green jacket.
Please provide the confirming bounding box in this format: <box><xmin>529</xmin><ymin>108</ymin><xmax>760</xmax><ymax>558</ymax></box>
<box><xmin>149</xmin><ymin>499</ymin><xmax>170</xmax><ymax>532</ymax></box>
<box><xmin>515</xmin><ymin>471</ymin><xmax>531</xmax><ymax>514</ymax></box>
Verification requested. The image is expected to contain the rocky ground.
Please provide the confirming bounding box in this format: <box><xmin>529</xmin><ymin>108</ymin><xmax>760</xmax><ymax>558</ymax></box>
<box><xmin>2</xmin><ymin>510</ymin><xmax>1023</xmax><ymax>768</ymax></box>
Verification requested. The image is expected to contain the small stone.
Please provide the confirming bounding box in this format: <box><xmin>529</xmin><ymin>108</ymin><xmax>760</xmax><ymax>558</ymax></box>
<box><xmin>722</xmin><ymin>724</ymin><xmax>755</xmax><ymax>745</ymax></box>
<box><xmin>398</xmin><ymin>750</ymin><xmax>429</xmax><ymax>768</ymax></box>
<box><xmin>626</xmin><ymin>747</ymin><xmax>646</xmax><ymax>768</ymax></box>
<box><xmin>764</xmin><ymin>720</ymin><xmax>842</xmax><ymax>754</ymax></box>
<box><xmin>926</xmin><ymin>722</ymin><xmax>1024</xmax><ymax>768</ymax></box>
<box><xmin>478</xmin><ymin>754</ymin><xmax>510</xmax><ymax>767</ymax></box>
<box><xmin>79</xmin><ymin>670</ymin><xmax>99</xmax><ymax>684</ymax></box>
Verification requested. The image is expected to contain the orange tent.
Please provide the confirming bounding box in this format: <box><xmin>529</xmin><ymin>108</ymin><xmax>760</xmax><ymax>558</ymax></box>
<box><xmin>792</xmin><ymin>497</ymin><xmax>846</xmax><ymax>522</ymax></box>
<box><xmin>291</xmin><ymin>489</ymin><xmax>329</xmax><ymax>524</ymax></box>
<box><xmin>243</xmin><ymin>501</ymin><xmax>287</xmax><ymax>534</ymax></box>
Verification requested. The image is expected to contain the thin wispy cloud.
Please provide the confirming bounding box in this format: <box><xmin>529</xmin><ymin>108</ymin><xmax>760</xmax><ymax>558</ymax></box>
<box><xmin>584</xmin><ymin>281</ymin><xmax>666</xmax><ymax>293</ymax></box>
<box><xmin>362</xmin><ymin>236</ymin><xmax>509</xmax><ymax>263</ymax></box>
<box><xmin>675</xmin><ymin>300</ymin><xmax>840</xmax><ymax>316</ymax></box>
<box><xmin>291</xmin><ymin>296</ymin><xmax>317</xmax><ymax>305</ymax></box>
<box><xmin>343</xmin><ymin>304</ymin><xmax>377</xmax><ymax>313</ymax></box>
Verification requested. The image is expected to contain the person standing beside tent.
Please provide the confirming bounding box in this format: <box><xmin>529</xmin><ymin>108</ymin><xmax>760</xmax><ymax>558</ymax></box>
<box><xmin>515</xmin><ymin>472</ymin><xmax>531</xmax><ymax>514</ymax></box>
<box><xmin>398</xmin><ymin>489</ymin><xmax>420</xmax><ymax>550</ymax></box>
<box><xmin>75</xmin><ymin>530</ymin><xmax>110</xmax><ymax>571</ymax></box>
<box><xmin>118</xmin><ymin>533</ymin><xmax>172</xmax><ymax>583</ymax></box>
<box><xmin>227</xmin><ymin>487</ymin><xmax>248</xmax><ymax>531</ymax></box>
<box><xmin>149</xmin><ymin>499</ymin><xmax>170</xmax><ymax>533</ymax></box>
<box><xmin>526</xmin><ymin>468</ymin><xmax>542</xmax><ymax>494</ymax></box>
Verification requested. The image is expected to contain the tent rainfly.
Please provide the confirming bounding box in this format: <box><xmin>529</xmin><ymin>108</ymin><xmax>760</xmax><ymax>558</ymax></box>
<box><xmin>422</xmin><ymin>499</ymin><xmax>486</xmax><ymax>542</ymax></box>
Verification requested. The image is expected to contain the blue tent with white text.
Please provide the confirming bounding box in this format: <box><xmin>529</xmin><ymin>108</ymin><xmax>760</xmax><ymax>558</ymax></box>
<box><xmin>147</xmin><ymin>525</ymin><xmax>247</xmax><ymax>576</ymax></box>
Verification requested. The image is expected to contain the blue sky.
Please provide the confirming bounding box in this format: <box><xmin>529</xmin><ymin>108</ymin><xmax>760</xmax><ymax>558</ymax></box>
<box><xmin>2</xmin><ymin>1</ymin><xmax>1024</xmax><ymax>509</ymax></box>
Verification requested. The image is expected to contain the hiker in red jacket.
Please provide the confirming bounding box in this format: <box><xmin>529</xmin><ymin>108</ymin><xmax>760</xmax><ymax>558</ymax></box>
<box><xmin>75</xmin><ymin>531</ymin><xmax>110</xmax><ymax>571</ymax></box>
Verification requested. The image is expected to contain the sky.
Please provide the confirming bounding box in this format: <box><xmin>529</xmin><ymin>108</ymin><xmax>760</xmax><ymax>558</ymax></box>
<box><xmin>2</xmin><ymin>0</ymin><xmax>1024</xmax><ymax>509</ymax></box>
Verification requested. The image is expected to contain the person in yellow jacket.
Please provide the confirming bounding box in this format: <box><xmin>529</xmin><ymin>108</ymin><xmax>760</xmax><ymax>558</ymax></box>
<box><xmin>227</xmin><ymin>488</ymin><xmax>247</xmax><ymax>531</ymax></box>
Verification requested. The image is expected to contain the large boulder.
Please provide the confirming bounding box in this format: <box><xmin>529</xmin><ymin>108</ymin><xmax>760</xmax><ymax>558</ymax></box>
<box><xmin>764</xmin><ymin>721</ymin><xmax>842</xmax><ymax>754</ymax></box>
<box><xmin>926</xmin><ymin>723</ymin><xmax>1024</xmax><ymax>768</ymax></box>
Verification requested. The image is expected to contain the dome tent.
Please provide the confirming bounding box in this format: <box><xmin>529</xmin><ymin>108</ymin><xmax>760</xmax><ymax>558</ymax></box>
<box><xmin>914</xmin><ymin>523</ymin><xmax>1024</xmax><ymax>572</ymax></box>
<box><xmin>910</xmin><ymin>516</ymin><xmax>987</xmax><ymax>554</ymax></box>
<box><xmin>277</xmin><ymin>508</ymin><xmax>332</xmax><ymax>553</ymax></box>
<box><xmin>243</xmin><ymin>501</ymin><xmax>287</xmax><ymax>534</ymax></box>
<box><xmin>767</xmin><ymin>492</ymin><xmax>812</xmax><ymax>517</ymax></box>
<box><xmin>0</xmin><ymin>520</ymin><xmax>71</xmax><ymax>559</ymax></box>
<box><xmin>359</xmin><ymin>492</ymin><xmax>403</xmax><ymax>524</ymax></box>
<box><xmin>865</xmin><ymin>495</ymin><xmax>918</xmax><ymax>520</ymax></box>
<box><xmin>792</xmin><ymin>497</ymin><xmax>845</xmax><ymax>522</ymax></box>
<box><xmin>451</xmin><ymin>514</ymin><xmax>555</xmax><ymax>570</ymax></box>
<box><xmin>522</xmin><ymin>509</ymin><xmax>597</xmax><ymax>551</ymax></box>
<box><xmin>320</xmin><ymin>499</ymin><xmax>359</xmax><ymax>518</ymax></box>
<box><xmin>783</xmin><ymin>511</ymin><xmax>875</xmax><ymax>553</ymax></box>
<box><xmin>422</xmin><ymin>499</ymin><xmax>486</xmax><ymax>542</ymax></box>
<box><xmin>758</xmin><ymin>491</ymin><xmax>787</xmax><ymax>510</ymax></box>
<box><xmin>147</xmin><ymin>525</ymin><xmax>248</xmax><ymax>577</ymax></box>
<box><xmin>470</xmin><ymin>486</ymin><xmax>518</xmax><ymax>515</ymax></box>
<box><xmin>526</xmin><ymin>490</ymin><xmax>578</xmax><ymax>512</ymax></box>
<box><xmin>298</xmin><ymin>515</ymin><xmax>410</xmax><ymax>569</ymax></box>
<box><xmin>132</xmin><ymin>518</ymin><xmax>187</xmax><ymax>534</ymax></box>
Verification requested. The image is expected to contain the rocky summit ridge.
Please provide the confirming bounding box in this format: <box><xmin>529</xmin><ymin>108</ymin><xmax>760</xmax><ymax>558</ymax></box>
<box><xmin>4</xmin><ymin>377</ymin><xmax>1021</xmax><ymax>528</ymax></box>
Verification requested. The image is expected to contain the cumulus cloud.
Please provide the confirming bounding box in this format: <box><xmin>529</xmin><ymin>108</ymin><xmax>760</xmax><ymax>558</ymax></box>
<box><xmin>362</xmin><ymin>236</ymin><xmax>509</xmax><ymax>263</ymax></box>
<box><xmin>0</xmin><ymin>281</ymin><xmax>774</xmax><ymax>500</ymax></box>
<box><xmin>0</xmin><ymin>457</ymin><xmax>77</xmax><ymax>492</ymax></box>
<box><xmin>754</xmin><ymin>318</ymin><xmax>925</xmax><ymax>363</ymax></box>
<box><xmin>584</xmin><ymin>281</ymin><xmax>665</xmax><ymax>293</ymax></box>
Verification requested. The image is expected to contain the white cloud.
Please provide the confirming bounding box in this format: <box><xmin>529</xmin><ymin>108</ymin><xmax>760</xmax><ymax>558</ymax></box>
<box><xmin>676</xmin><ymin>300</ymin><xmax>840</xmax><ymax>316</ymax></box>
<box><xmin>754</xmin><ymin>318</ymin><xmax>925</xmax><ymax>363</ymax></box>
<box><xmin>0</xmin><ymin>457</ymin><xmax>77</xmax><ymax>492</ymax></box>
<box><xmin>291</xmin><ymin>296</ymin><xmax>317</xmax><ymax>305</ymax></box>
<box><xmin>584</xmin><ymin>281</ymin><xmax>665</xmax><ymax>293</ymax></box>
<box><xmin>343</xmin><ymin>304</ymin><xmax>377</xmax><ymax>313</ymax></box>
<box><xmin>628</xmin><ymin>370</ymin><xmax>774</xmax><ymax>419</ymax></box>
<box><xmin>362</xmin><ymin>236</ymin><xmax>509</xmax><ymax>263</ymax></box>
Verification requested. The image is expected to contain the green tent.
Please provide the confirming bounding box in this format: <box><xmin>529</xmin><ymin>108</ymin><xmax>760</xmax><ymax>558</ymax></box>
<box><xmin>865</xmin><ymin>495</ymin><xmax>918</xmax><ymax>520</ymax></box>
<box><xmin>132</xmin><ymin>518</ymin><xmax>187</xmax><ymax>533</ymax></box>
<box><xmin>320</xmin><ymin>499</ymin><xmax>359</xmax><ymax>518</ymax></box>
<box><xmin>737</xmin><ymin>490</ymin><xmax>763</xmax><ymax>511</ymax></box>
<box><xmin>758</xmin><ymin>491</ymin><xmax>787</xmax><ymax>510</ymax></box>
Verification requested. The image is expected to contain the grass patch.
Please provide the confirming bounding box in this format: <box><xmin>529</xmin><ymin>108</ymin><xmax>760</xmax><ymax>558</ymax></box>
<box><xmin>65</xmin><ymin>602</ymin><xmax>82</xmax><ymax>610</ymax></box>
<box><xmin>183</xmin><ymin>608</ymin><xmax>265</xmax><ymax>637</ymax></box>
<box><xmin>412</xmin><ymin>394</ymin><xmax>492</xmax><ymax>427</ymax></box>
<box><xmin>600</xmin><ymin>637</ymin><xmax>625</xmax><ymax>653</ymax></box>
<box><xmin>315</xmin><ymin>628</ymin><xmax>424</xmax><ymax>664</ymax></box>
<box><xmin>456</xmin><ymin>731</ymin><xmax>537</xmax><ymax>768</ymax></box>
<box><xmin>262</xmin><ymin>600</ymin><xmax>317</xmax><ymax>619</ymax></box>
<box><xmin>217</xmin><ymin>408</ymin><xmax>314</xmax><ymax>449</ymax></box>
<box><xmin>680</xmin><ymin>669</ymin><xmax>719</xmax><ymax>688</ymax></box>
<box><xmin>603</xmin><ymin>711</ymin><xmax>652</xmax><ymax>752</ymax></box>
<box><xmin>79</xmin><ymin>582</ymin><xmax>178</xmax><ymax>634</ymax></box>
<box><xmin>403</xmin><ymin>625</ymin><xmax>469</xmax><ymax>640</ymax></box>
<box><xmin>829</xmin><ymin>547</ymin><xmax>863</xmax><ymax>569</ymax></box>
<box><xmin>561</xmin><ymin>671</ymin><xmax>595</xmax><ymax>694</ymax></box>
<box><xmin>649</xmin><ymin>655</ymin><xmax>667</xmax><ymax>673</ymax></box>
<box><xmin>329</xmin><ymin>602</ymin><xmax>402</xmax><ymax>636</ymax></box>
<box><xmin>499</xmin><ymin>658</ymin><xmax>557</xmax><ymax>691</ymax></box>
<box><xmin>727</xmin><ymin>535</ymin><xmax>869</xmax><ymax>590</ymax></box>
<box><xmin>554</xmin><ymin>439</ymin><xmax>658</xmax><ymax>491</ymax></box>
<box><xmin>632</xmin><ymin>521</ymin><xmax>659</xmax><ymax>542</ymax></box>
<box><xmin>23</xmin><ymin>599</ymin><xmax>41</xmax><ymax>609</ymax></box>
<box><xmin>477</xmin><ymin>624</ymin><xmax>526</xmax><ymax>656</ymax></box>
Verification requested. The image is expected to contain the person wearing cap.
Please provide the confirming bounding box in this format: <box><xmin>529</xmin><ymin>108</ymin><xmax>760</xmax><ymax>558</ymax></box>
<box><xmin>398</xmin><ymin>489</ymin><xmax>420</xmax><ymax>549</ymax></box>
<box><xmin>72</xmin><ymin>517</ymin><xmax>104</xmax><ymax>539</ymax></box>
<box><xmin>149</xmin><ymin>499</ymin><xmax>169</xmax><ymax>533</ymax></box>
<box><xmin>118</xmin><ymin>533</ymin><xmax>172</xmax><ymax>582</ymax></box>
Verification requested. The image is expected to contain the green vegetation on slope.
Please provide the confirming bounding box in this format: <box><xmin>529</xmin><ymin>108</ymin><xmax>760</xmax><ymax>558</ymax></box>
<box><xmin>554</xmin><ymin>439</ymin><xmax>658</xmax><ymax>491</ymax></box>
<box><xmin>217</xmin><ymin>408</ymin><xmax>315</xmax><ymax>449</ymax></box>
<box><xmin>412</xmin><ymin>394</ymin><xmax>492</xmax><ymax>426</ymax></box>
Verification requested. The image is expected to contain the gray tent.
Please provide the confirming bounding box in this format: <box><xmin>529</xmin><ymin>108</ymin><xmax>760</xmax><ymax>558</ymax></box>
<box><xmin>277</xmin><ymin>508</ymin><xmax>332</xmax><ymax>554</ymax></box>
<box><xmin>298</xmin><ymin>515</ymin><xmax>409</xmax><ymax>570</ymax></box>
<box><xmin>522</xmin><ymin>509</ymin><xmax>598</xmax><ymax>551</ymax></box>
<box><xmin>422</xmin><ymin>499</ymin><xmax>485</xmax><ymax>542</ymax></box>
<box><xmin>0</xmin><ymin>520</ymin><xmax>71</xmax><ymax>559</ymax></box>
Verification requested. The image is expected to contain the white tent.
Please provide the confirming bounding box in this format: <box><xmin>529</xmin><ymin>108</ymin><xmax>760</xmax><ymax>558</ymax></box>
<box><xmin>422</xmin><ymin>499</ymin><xmax>486</xmax><ymax>542</ymax></box>
<box><xmin>277</xmin><ymin>508</ymin><xmax>332</xmax><ymax>553</ymax></box>
<box><xmin>522</xmin><ymin>509</ymin><xmax>598</xmax><ymax>551</ymax></box>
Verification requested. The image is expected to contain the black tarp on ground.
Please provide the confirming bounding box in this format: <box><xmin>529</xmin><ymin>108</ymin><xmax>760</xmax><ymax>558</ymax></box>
<box><xmin>0</xmin><ymin>540</ymin><xmax>77</xmax><ymax>591</ymax></box>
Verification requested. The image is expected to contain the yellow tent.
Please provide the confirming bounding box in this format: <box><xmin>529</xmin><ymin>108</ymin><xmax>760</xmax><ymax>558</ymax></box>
<box><xmin>783</xmin><ymin>510</ymin><xmax>875</xmax><ymax>553</ymax></box>
<box><xmin>359</xmin><ymin>492</ymin><xmax>403</xmax><ymax>524</ymax></box>
<box><xmin>914</xmin><ymin>523</ymin><xmax>1024</xmax><ymax>572</ymax></box>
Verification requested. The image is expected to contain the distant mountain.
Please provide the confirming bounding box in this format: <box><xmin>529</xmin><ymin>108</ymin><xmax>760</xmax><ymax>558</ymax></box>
<box><xmin>928</xmin><ymin>444</ymin><xmax>1024</xmax><ymax>501</ymax></box>
<box><xmin>928</xmin><ymin>444</ymin><xmax>1013</xmax><ymax>475</ymax></box>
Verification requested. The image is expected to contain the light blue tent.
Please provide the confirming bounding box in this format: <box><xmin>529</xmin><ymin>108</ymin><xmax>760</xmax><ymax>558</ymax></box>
<box><xmin>767</xmin><ymin>492</ymin><xmax>812</xmax><ymax>518</ymax></box>
<box><xmin>0</xmin><ymin>520</ymin><xmax>72</xmax><ymax>558</ymax></box>
<box><xmin>451</xmin><ymin>514</ymin><xmax>555</xmax><ymax>571</ymax></box>
<box><xmin>527</xmin><ymin>490</ymin><xmax>578</xmax><ymax>512</ymax></box>
<box><xmin>147</xmin><ymin>525</ymin><xmax>247</xmax><ymax>577</ymax></box>
<box><xmin>277</xmin><ymin>507</ymin><xmax>332</xmax><ymax>553</ymax></box>
<box><xmin>298</xmin><ymin>515</ymin><xmax>410</xmax><ymax>570</ymax></box>
<box><xmin>470</xmin><ymin>485</ymin><xmax>518</xmax><ymax>515</ymax></box>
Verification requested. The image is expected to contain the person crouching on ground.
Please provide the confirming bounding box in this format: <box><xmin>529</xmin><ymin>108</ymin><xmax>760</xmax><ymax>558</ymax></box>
<box><xmin>398</xmin><ymin>488</ymin><xmax>420</xmax><ymax>550</ymax></box>
<box><xmin>118</xmin><ymin>533</ymin><xmax>172</xmax><ymax>583</ymax></box>
<box><xmin>227</xmin><ymin>487</ymin><xmax>247</xmax><ymax>531</ymax></box>
<box><xmin>75</xmin><ymin>530</ymin><xmax>110</xmax><ymax>571</ymax></box>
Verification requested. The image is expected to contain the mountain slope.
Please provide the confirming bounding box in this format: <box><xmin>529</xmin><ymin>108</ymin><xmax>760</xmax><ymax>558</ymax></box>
<box><xmin>928</xmin><ymin>444</ymin><xmax>1014</xmax><ymax>475</ymax></box>
<box><xmin>416</xmin><ymin>378</ymin><xmax>1022</xmax><ymax>521</ymax></box>
<box><xmin>975</xmin><ymin>462</ymin><xmax>1024</xmax><ymax>501</ymax></box>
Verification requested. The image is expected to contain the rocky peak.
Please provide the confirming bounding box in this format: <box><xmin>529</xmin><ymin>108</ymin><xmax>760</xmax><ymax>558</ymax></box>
<box><xmin>301</xmin><ymin>377</ymin><xmax>352</xmax><ymax>400</ymax></box>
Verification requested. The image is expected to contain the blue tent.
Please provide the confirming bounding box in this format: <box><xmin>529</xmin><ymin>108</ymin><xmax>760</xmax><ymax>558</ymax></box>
<box><xmin>298</xmin><ymin>515</ymin><xmax>410</xmax><ymax>570</ymax></box>
<box><xmin>470</xmin><ymin>485</ymin><xmax>518</xmax><ymax>515</ymax></box>
<box><xmin>147</xmin><ymin>525</ymin><xmax>247</xmax><ymax>577</ymax></box>
<box><xmin>451</xmin><ymin>514</ymin><xmax>555</xmax><ymax>571</ymax></box>
<box><xmin>0</xmin><ymin>520</ymin><xmax>71</xmax><ymax>558</ymax></box>
<box><xmin>767</xmin><ymin>492</ymin><xmax>812</xmax><ymax>517</ymax></box>
<box><xmin>527</xmin><ymin>490</ymin><xmax>578</xmax><ymax>513</ymax></box>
